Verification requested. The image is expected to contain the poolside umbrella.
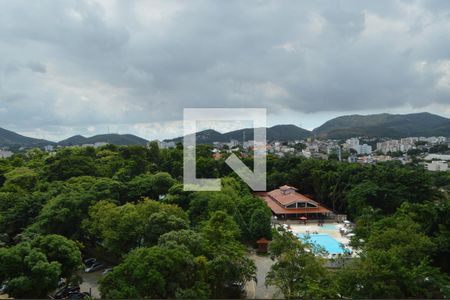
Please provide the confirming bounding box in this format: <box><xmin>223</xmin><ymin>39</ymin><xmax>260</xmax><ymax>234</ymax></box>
<box><xmin>299</xmin><ymin>216</ymin><xmax>308</xmax><ymax>220</ymax></box>
<box><xmin>343</xmin><ymin>220</ymin><xmax>351</xmax><ymax>224</ymax></box>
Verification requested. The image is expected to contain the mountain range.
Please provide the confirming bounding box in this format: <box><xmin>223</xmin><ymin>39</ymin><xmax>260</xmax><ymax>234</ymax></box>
<box><xmin>313</xmin><ymin>112</ymin><xmax>450</xmax><ymax>139</ymax></box>
<box><xmin>0</xmin><ymin>130</ymin><xmax>148</xmax><ymax>149</ymax></box>
<box><xmin>1</xmin><ymin>112</ymin><xmax>449</xmax><ymax>148</ymax></box>
<box><xmin>0</xmin><ymin>127</ymin><xmax>55</xmax><ymax>148</ymax></box>
<box><xmin>166</xmin><ymin>112</ymin><xmax>450</xmax><ymax>143</ymax></box>
<box><xmin>168</xmin><ymin>125</ymin><xmax>312</xmax><ymax>144</ymax></box>
<box><xmin>58</xmin><ymin>134</ymin><xmax>148</xmax><ymax>147</ymax></box>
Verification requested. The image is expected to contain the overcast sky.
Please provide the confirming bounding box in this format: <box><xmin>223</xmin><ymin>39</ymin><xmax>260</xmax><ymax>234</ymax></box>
<box><xmin>1</xmin><ymin>0</ymin><xmax>450</xmax><ymax>141</ymax></box>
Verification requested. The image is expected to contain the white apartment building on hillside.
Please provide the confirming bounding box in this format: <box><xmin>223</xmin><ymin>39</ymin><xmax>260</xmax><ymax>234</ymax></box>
<box><xmin>345</xmin><ymin>138</ymin><xmax>372</xmax><ymax>155</ymax></box>
<box><xmin>426</xmin><ymin>160</ymin><xmax>449</xmax><ymax>171</ymax></box>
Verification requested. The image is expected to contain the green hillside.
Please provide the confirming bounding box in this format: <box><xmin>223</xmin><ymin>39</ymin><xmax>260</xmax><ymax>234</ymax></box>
<box><xmin>313</xmin><ymin>112</ymin><xmax>450</xmax><ymax>139</ymax></box>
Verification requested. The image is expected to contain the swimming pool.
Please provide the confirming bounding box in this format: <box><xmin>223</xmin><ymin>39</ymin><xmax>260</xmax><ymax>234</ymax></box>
<box><xmin>320</xmin><ymin>224</ymin><xmax>337</xmax><ymax>230</ymax></box>
<box><xmin>297</xmin><ymin>233</ymin><xmax>345</xmax><ymax>254</ymax></box>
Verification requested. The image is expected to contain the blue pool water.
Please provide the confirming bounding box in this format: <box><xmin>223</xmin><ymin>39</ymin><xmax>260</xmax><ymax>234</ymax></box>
<box><xmin>297</xmin><ymin>233</ymin><xmax>345</xmax><ymax>254</ymax></box>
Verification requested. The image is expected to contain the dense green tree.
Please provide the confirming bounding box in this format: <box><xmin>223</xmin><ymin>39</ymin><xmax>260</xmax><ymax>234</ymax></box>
<box><xmin>158</xmin><ymin>229</ymin><xmax>206</xmax><ymax>257</ymax></box>
<box><xmin>95</xmin><ymin>148</ymin><xmax>124</xmax><ymax>178</ymax></box>
<box><xmin>127</xmin><ymin>172</ymin><xmax>176</xmax><ymax>201</ymax></box>
<box><xmin>44</xmin><ymin>148</ymin><xmax>97</xmax><ymax>181</ymax></box>
<box><xmin>99</xmin><ymin>246</ymin><xmax>210</xmax><ymax>299</ymax></box>
<box><xmin>396</xmin><ymin>199</ymin><xmax>450</xmax><ymax>273</ymax></box>
<box><xmin>148</xmin><ymin>140</ymin><xmax>161</xmax><ymax>166</ymax></box>
<box><xmin>0</xmin><ymin>243</ymin><xmax>60</xmax><ymax>298</ymax></box>
<box><xmin>202</xmin><ymin>211</ymin><xmax>256</xmax><ymax>298</ymax></box>
<box><xmin>143</xmin><ymin>210</ymin><xmax>189</xmax><ymax>245</ymax></box>
<box><xmin>116</xmin><ymin>145</ymin><xmax>152</xmax><ymax>179</ymax></box>
<box><xmin>28</xmin><ymin>191</ymin><xmax>96</xmax><ymax>237</ymax></box>
<box><xmin>151</xmin><ymin>172</ymin><xmax>177</xmax><ymax>196</ymax></box>
<box><xmin>336</xmin><ymin>216</ymin><xmax>450</xmax><ymax>298</ymax></box>
<box><xmin>3</xmin><ymin>167</ymin><xmax>38</xmax><ymax>192</ymax></box>
<box><xmin>30</xmin><ymin>234</ymin><xmax>82</xmax><ymax>280</ymax></box>
<box><xmin>345</xmin><ymin>181</ymin><xmax>380</xmax><ymax>218</ymax></box>
<box><xmin>0</xmin><ymin>144</ymin><xmax>448</xmax><ymax>299</ymax></box>
<box><xmin>127</xmin><ymin>173</ymin><xmax>156</xmax><ymax>200</ymax></box>
<box><xmin>0</xmin><ymin>192</ymin><xmax>48</xmax><ymax>244</ymax></box>
<box><xmin>196</xmin><ymin>157</ymin><xmax>220</xmax><ymax>178</ymax></box>
<box><xmin>202</xmin><ymin>210</ymin><xmax>241</xmax><ymax>249</ymax></box>
<box><xmin>248</xmin><ymin>208</ymin><xmax>272</xmax><ymax>242</ymax></box>
<box><xmin>266</xmin><ymin>228</ymin><xmax>335</xmax><ymax>299</ymax></box>
<box><xmin>83</xmin><ymin>199</ymin><xmax>189</xmax><ymax>255</ymax></box>
<box><xmin>83</xmin><ymin>200</ymin><xmax>141</xmax><ymax>255</ymax></box>
<box><xmin>163</xmin><ymin>183</ymin><xmax>192</xmax><ymax>210</ymax></box>
<box><xmin>159</xmin><ymin>148</ymin><xmax>183</xmax><ymax>179</ymax></box>
<box><xmin>0</xmin><ymin>236</ymin><xmax>80</xmax><ymax>299</ymax></box>
<box><xmin>429</xmin><ymin>144</ymin><xmax>449</xmax><ymax>153</ymax></box>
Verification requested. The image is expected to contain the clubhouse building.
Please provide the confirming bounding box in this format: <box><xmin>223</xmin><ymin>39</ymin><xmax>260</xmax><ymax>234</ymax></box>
<box><xmin>258</xmin><ymin>185</ymin><xmax>334</xmax><ymax>219</ymax></box>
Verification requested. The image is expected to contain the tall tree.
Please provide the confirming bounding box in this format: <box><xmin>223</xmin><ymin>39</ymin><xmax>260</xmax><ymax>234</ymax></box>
<box><xmin>0</xmin><ymin>242</ymin><xmax>62</xmax><ymax>298</ymax></box>
<box><xmin>336</xmin><ymin>216</ymin><xmax>450</xmax><ymax>298</ymax></box>
<box><xmin>266</xmin><ymin>228</ymin><xmax>335</xmax><ymax>299</ymax></box>
<box><xmin>99</xmin><ymin>246</ymin><xmax>210</xmax><ymax>299</ymax></box>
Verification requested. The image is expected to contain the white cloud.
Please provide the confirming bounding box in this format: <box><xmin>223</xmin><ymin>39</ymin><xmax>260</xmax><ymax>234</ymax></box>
<box><xmin>0</xmin><ymin>0</ymin><xmax>449</xmax><ymax>140</ymax></box>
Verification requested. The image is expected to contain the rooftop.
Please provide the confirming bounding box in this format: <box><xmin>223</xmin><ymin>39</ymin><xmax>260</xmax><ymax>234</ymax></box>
<box><xmin>258</xmin><ymin>186</ymin><xmax>333</xmax><ymax>215</ymax></box>
<box><xmin>268</xmin><ymin>188</ymin><xmax>320</xmax><ymax>206</ymax></box>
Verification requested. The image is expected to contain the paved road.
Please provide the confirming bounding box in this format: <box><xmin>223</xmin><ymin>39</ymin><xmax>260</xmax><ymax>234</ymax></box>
<box><xmin>80</xmin><ymin>270</ymin><xmax>102</xmax><ymax>299</ymax></box>
<box><xmin>246</xmin><ymin>253</ymin><xmax>282</xmax><ymax>299</ymax></box>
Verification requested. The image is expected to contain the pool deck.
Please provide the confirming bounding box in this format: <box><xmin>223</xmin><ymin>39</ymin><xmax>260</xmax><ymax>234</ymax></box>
<box><xmin>290</xmin><ymin>223</ymin><xmax>350</xmax><ymax>245</ymax></box>
<box><xmin>275</xmin><ymin>221</ymin><xmax>354</xmax><ymax>256</ymax></box>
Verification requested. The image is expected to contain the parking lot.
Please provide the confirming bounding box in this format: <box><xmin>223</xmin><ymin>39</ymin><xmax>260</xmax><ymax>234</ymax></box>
<box><xmin>80</xmin><ymin>270</ymin><xmax>102</xmax><ymax>299</ymax></box>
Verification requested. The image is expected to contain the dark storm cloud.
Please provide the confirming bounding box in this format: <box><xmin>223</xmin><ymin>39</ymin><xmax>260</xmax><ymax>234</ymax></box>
<box><xmin>0</xmin><ymin>0</ymin><xmax>450</xmax><ymax>139</ymax></box>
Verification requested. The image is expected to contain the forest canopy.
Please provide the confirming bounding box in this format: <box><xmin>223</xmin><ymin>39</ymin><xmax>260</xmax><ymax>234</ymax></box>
<box><xmin>0</xmin><ymin>144</ymin><xmax>448</xmax><ymax>298</ymax></box>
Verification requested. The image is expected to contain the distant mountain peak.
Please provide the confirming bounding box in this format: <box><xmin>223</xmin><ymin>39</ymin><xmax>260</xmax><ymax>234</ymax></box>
<box><xmin>58</xmin><ymin>133</ymin><xmax>148</xmax><ymax>146</ymax></box>
<box><xmin>313</xmin><ymin>112</ymin><xmax>450</xmax><ymax>139</ymax></box>
<box><xmin>0</xmin><ymin>127</ymin><xmax>54</xmax><ymax>148</ymax></box>
<box><xmin>166</xmin><ymin>124</ymin><xmax>312</xmax><ymax>144</ymax></box>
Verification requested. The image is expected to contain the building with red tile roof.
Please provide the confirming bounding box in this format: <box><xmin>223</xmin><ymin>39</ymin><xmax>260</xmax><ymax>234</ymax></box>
<box><xmin>257</xmin><ymin>185</ymin><xmax>334</xmax><ymax>219</ymax></box>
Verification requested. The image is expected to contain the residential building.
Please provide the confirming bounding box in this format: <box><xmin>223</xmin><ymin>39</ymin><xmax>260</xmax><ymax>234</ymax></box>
<box><xmin>358</xmin><ymin>143</ymin><xmax>372</xmax><ymax>155</ymax></box>
<box><xmin>426</xmin><ymin>160</ymin><xmax>449</xmax><ymax>171</ymax></box>
<box><xmin>0</xmin><ymin>150</ymin><xmax>13</xmax><ymax>158</ymax></box>
<box><xmin>345</xmin><ymin>138</ymin><xmax>360</xmax><ymax>151</ymax></box>
<box><xmin>424</xmin><ymin>154</ymin><xmax>450</xmax><ymax>161</ymax></box>
<box><xmin>229</xmin><ymin>139</ymin><xmax>240</xmax><ymax>148</ymax></box>
<box><xmin>94</xmin><ymin>142</ymin><xmax>108</xmax><ymax>148</ymax></box>
<box><xmin>301</xmin><ymin>149</ymin><xmax>312</xmax><ymax>158</ymax></box>
<box><xmin>159</xmin><ymin>141</ymin><xmax>176</xmax><ymax>149</ymax></box>
<box><xmin>376</xmin><ymin>140</ymin><xmax>400</xmax><ymax>154</ymax></box>
<box><xmin>345</xmin><ymin>138</ymin><xmax>372</xmax><ymax>154</ymax></box>
<box><xmin>44</xmin><ymin>145</ymin><xmax>54</xmax><ymax>152</ymax></box>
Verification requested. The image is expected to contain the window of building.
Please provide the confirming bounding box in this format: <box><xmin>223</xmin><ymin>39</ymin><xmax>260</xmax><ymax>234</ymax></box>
<box><xmin>286</xmin><ymin>203</ymin><xmax>297</xmax><ymax>209</ymax></box>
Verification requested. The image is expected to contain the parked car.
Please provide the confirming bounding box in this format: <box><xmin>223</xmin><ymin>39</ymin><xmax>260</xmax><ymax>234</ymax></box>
<box><xmin>102</xmin><ymin>267</ymin><xmax>113</xmax><ymax>275</ymax></box>
<box><xmin>67</xmin><ymin>292</ymin><xmax>91</xmax><ymax>299</ymax></box>
<box><xmin>57</xmin><ymin>277</ymin><xmax>66</xmax><ymax>288</ymax></box>
<box><xmin>0</xmin><ymin>282</ymin><xmax>8</xmax><ymax>294</ymax></box>
<box><xmin>85</xmin><ymin>261</ymin><xmax>104</xmax><ymax>273</ymax></box>
<box><xmin>54</xmin><ymin>285</ymin><xmax>80</xmax><ymax>299</ymax></box>
<box><xmin>83</xmin><ymin>258</ymin><xmax>97</xmax><ymax>267</ymax></box>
